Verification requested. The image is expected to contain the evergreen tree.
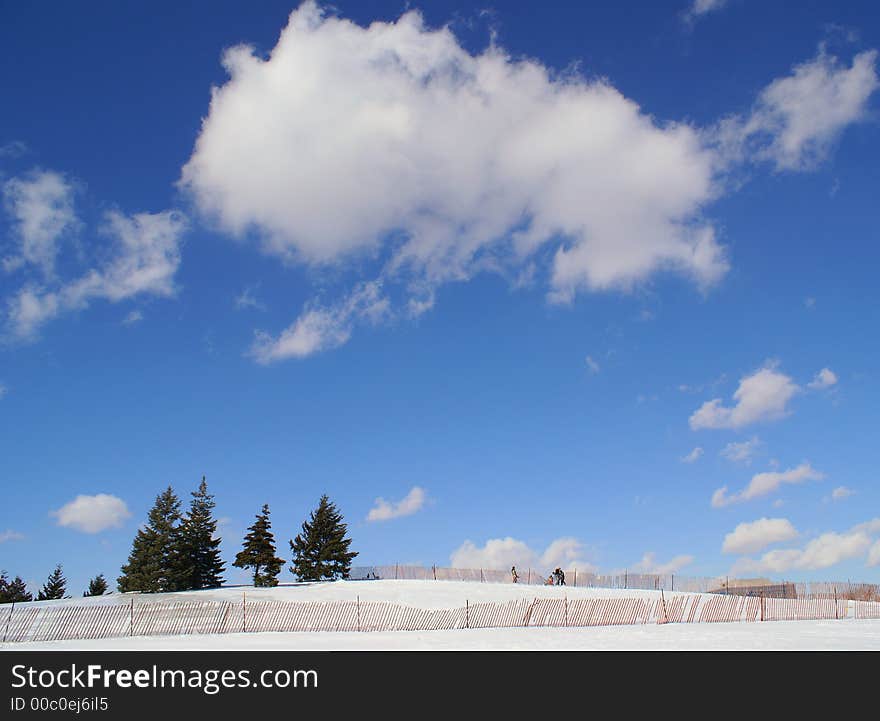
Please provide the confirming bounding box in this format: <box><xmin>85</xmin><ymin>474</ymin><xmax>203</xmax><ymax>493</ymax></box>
<box><xmin>233</xmin><ymin>504</ymin><xmax>285</xmax><ymax>587</ymax></box>
<box><xmin>83</xmin><ymin>574</ymin><xmax>108</xmax><ymax>597</ymax></box>
<box><xmin>117</xmin><ymin>486</ymin><xmax>182</xmax><ymax>593</ymax></box>
<box><xmin>290</xmin><ymin>495</ymin><xmax>358</xmax><ymax>581</ymax></box>
<box><xmin>0</xmin><ymin>572</ymin><xmax>32</xmax><ymax>603</ymax></box>
<box><xmin>6</xmin><ymin>575</ymin><xmax>32</xmax><ymax>602</ymax></box>
<box><xmin>37</xmin><ymin>564</ymin><xmax>67</xmax><ymax>600</ymax></box>
<box><xmin>173</xmin><ymin>476</ymin><xmax>225</xmax><ymax>590</ymax></box>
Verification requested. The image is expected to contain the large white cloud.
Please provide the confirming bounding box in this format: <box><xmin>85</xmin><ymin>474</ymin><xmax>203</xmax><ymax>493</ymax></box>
<box><xmin>366</xmin><ymin>486</ymin><xmax>427</xmax><ymax>522</ymax></box>
<box><xmin>5</xmin><ymin>209</ymin><xmax>187</xmax><ymax>340</ymax></box>
<box><xmin>712</xmin><ymin>462</ymin><xmax>823</xmax><ymax>508</ymax></box>
<box><xmin>690</xmin><ymin>363</ymin><xmax>799</xmax><ymax>430</ymax></box>
<box><xmin>179</xmin><ymin>4</ymin><xmax>878</xmax><ymax>360</ymax></box>
<box><xmin>732</xmin><ymin>519</ymin><xmax>880</xmax><ymax>574</ymax></box>
<box><xmin>2</xmin><ymin>169</ymin><xmax>79</xmax><ymax>277</ymax></box>
<box><xmin>632</xmin><ymin>551</ymin><xmax>694</xmax><ymax>575</ymax></box>
<box><xmin>722</xmin><ymin>517</ymin><xmax>798</xmax><ymax>555</ymax></box>
<box><xmin>450</xmin><ymin>536</ymin><xmax>595</xmax><ymax>572</ymax></box>
<box><xmin>51</xmin><ymin>494</ymin><xmax>132</xmax><ymax>534</ymax></box>
<box><xmin>181</xmin><ymin>3</ymin><xmax>727</xmax><ymax>332</ymax></box>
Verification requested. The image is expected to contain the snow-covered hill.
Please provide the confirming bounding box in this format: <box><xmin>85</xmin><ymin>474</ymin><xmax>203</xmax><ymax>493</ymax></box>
<box><xmin>4</xmin><ymin>579</ymin><xmax>880</xmax><ymax>650</ymax></box>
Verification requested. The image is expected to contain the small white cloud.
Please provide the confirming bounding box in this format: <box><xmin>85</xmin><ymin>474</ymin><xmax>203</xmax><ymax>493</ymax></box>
<box><xmin>0</xmin><ymin>529</ymin><xmax>24</xmax><ymax>543</ymax></box>
<box><xmin>722</xmin><ymin>517</ymin><xmax>798</xmax><ymax>555</ymax></box>
<box><xmin>807</xmin><ymin>367</ymin><xmax>838</xmax><ymax>390</ymax></box>
<box><xmin>711</xmin><ymin>462</ymin><xmax>823</xmax><ymax>507</ymax></box>
<box><xmin>122</xmin><ymin>309</ymin><xmax>143</xmax><ymax>326</ymax></box>
<box><xmin>684</xmin><ymin>0</ymin><xmax>728</xmax><ymax>23</ymax></box>
<box><xmin>585</xmin><ymin>355</ymin><xmax>600</xmax><ymax>374</ymax></box>
<box><xmin>681</xmin><ymin>447</ymin><xmax>704</xmax><ymax>464</ymax></box>
<box><xmin>366</xmin><ymin>486</ymin><xmax>427</xmax><ymax>522</ymax></box>
<box><xmin>804</xmin><ymin>296</ymin><xmax>816</xmax><ymax>309</ymax></box>
<box><xmin>51</xmin><ymin>494</ymin><xmax>131</xmax><ymax>534</ymax></box>
<box><xmin>831</xmin><ymin>486</ymin><xmax>855</xmax><ymax>501</ymax></box>
<box><xmin>633</xmin><ymin>551</ymin><xmax>694</xmax><ymax>575</ymax></box>
<box><xmin>0</xmin><ymin>383</ymin><xmax>7</xmax><ymax>399</ymax></box>
<box><xmin>690</xmin><ymin>362</ymin><xmax>799</xmax><ymax>430</ymax></box>
<box><xmin>720</xmin><ymin>436</ymin><xmax>762</xmax><ymax>464</ymax></box>
<box><xmin>450</xmin><ymin>536</ymin><xmax>595</xmax><ymax>572</ymax></box>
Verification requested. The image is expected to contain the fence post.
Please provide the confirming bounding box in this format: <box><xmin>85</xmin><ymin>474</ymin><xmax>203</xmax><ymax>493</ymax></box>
<box><xmin>760</xmin><ymin>592</ymin><xmax>764</xmax><ymax>622</ymax></box>
<box><xmin>573</xmin><ymin>568</ymin><xmax>577</xmax><ymax>587</ymax></box>
<box><xmin>834</xmin><ymin>588</ymin><xmax>838</xmax><ymax>620</ymax></box>
<box><xmin>242</xmin><ymin>591</ymin><xmax>246</xmax><ymax>633</ymax></box>
<box><xmin>3</xmin><ymin>601</ymin><xmax>14</xmax><ymax>643</ymax></box>
<box><xmin>564</xmin><ymin>596</ymin><xmax>568</xmax><ymax>627</ymax></box>
<box><xmin>432</xmin><ymin>565</ymin><xmax>436</xmax><ymax>581</ymax></box>
<box><xmin>528</xmin><ymin>568</ymin><xmax>531</xmax><ymax>585</ymax></box>
<box><xmin>130</xmin><ymin>597</ymin><xmax>134</xmax><ymax>637</ymax></box>
<box><xmin>671</xmin><ymin>574</ymin><xmax>674</xmax><ymax>592</ymax></box>
<box><xmin>466</xmin><ymin>599</ymin><xmax>469</xmax><ymax>629</ymax></box>
<box><xmin>624</xmin><ymin>571</ymin><xmax>627</xmax><ymax>589</ymax></box>
<box><xmin>357</xmin><ymin>595</ymin><xmax>360</xmax><ymax>632</ymax></box>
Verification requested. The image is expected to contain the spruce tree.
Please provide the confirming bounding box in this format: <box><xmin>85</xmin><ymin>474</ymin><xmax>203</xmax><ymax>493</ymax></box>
<box><xmin>0</xmin><ymin>572</ymin><xmax>32</xmax><ymax>603</ymax></box>
<box><xmin>233</xmin><ymin>504</ymin><xmax>285</xmax><ymax>587</ymax></box>
<box><xmin>174</xmin><ymin>476</ymin><xmax>225</xmax><ymax>590</ymax></box>
<box><xmin>290</xmin><ymin>495</ymin><xmax>358</xmax><ymax>581</ymax></box>
<box><xmin>83</xmin><ymin>574</ymin><xmax>108</xmax><ymax>597</ymax></box>
<box><xmin>37</xmin><ymin>564</ymin><xmax>67</xmax><ymax>600</ymax></box>
<box><xmin>118</xmin><ymin>486</ymin><xmax>182</xmax><ymax>593</ymax></box>
<box><xmin>7</xmin><ymin>575</ymin><xmax>32</xmax><ymax>602</ymax></box>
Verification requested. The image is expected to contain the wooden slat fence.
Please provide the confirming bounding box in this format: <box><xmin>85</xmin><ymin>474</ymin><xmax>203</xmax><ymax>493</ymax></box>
<box><xmin>3</xmin><ymin>594</ymin><xmax>879</xmax><ymax>644</ymax></box>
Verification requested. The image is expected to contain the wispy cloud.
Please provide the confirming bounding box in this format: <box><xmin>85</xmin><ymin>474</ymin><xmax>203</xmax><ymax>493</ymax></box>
<box><xmin>0</xmin><ymin>529</ymin><xmax>25</xmax><ymax>543</ymax></box>
<box><xmin>712</xmin><ymin>462</ymin><xmax>824</xmax><ymax>507</ymax></box>
<box><xmin>585</xmin><ymin>355</ymin><xmax>600</xmax><ymax>374</ymax></box>
<box><xmin>720</xmin><ymin>436</ymin><xmax>762</xmax><ymax>464</ymax></box>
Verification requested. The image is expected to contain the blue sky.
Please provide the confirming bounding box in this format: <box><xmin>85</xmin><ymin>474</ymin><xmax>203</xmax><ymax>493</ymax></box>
<box><xmin>1</xmin><ymin>0</ymin><xmax>879</xmax><ymax>596</ymax></box>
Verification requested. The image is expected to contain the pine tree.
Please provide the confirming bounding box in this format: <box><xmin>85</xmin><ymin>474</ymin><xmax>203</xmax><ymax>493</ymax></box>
<box><xmin>83</xmin><ymin>574</ymin><xmax>108</xmax><ymax>597</ymax></box>
<box><xmin>118</xmin><ymin>486</ymin><xmax>183</xmax><ymax>593</ymax></box>
<box><xmin>7</xmin><ymin>575</ymin><xmax>32</xmax><ymax>602</ymax></box>
<box><xmin>0</xmin><ymin>572</ymin><xmax>32</xmax><ymax>603</ymax></box>
<box><xmin>173</xmin><ymin>476</ymin><xmax>225</xmax><ymax>590</ymax></box>
<box><xmin>233</xmin><ymin>504</ymin><xmax>285</xmax><ymax>587</ymax></box>
<box><xmin>37</xmin><ymin>564</ymin><xmax>67</xmax><ymax>600</ymax></box>
<box><xmin>290</xmin><ymin>495</ymin><xmax>358</xmax><ymax>581</ymax></box>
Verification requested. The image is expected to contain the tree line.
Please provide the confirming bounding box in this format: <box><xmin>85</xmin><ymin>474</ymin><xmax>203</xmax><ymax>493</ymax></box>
<box><xmin>0</xmin><ymin>477</ymin><xmax>357</xmax><ymax>603</ymax></box>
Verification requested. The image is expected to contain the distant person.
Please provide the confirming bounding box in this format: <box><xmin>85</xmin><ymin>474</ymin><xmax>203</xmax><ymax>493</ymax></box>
<box><xmin>511</xmin><ymin>566</ymin><xmax>519</xmax><ymax>584</ymax></box>
<box><xmin>546</xmin><ymin>574</ymin><xmax>554</xmax><ymax>585</ymax></box>
<box><xmin>556</xmin><ymin>568</ymin><xmax>566</xmax><ymax>586</ymax></box>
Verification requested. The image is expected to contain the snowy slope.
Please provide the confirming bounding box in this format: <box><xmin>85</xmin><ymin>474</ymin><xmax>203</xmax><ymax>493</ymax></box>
<box><xmin>4</xmin><ymin>580</ymin><xmax>879</xmax><ymax>650</ymax></box>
